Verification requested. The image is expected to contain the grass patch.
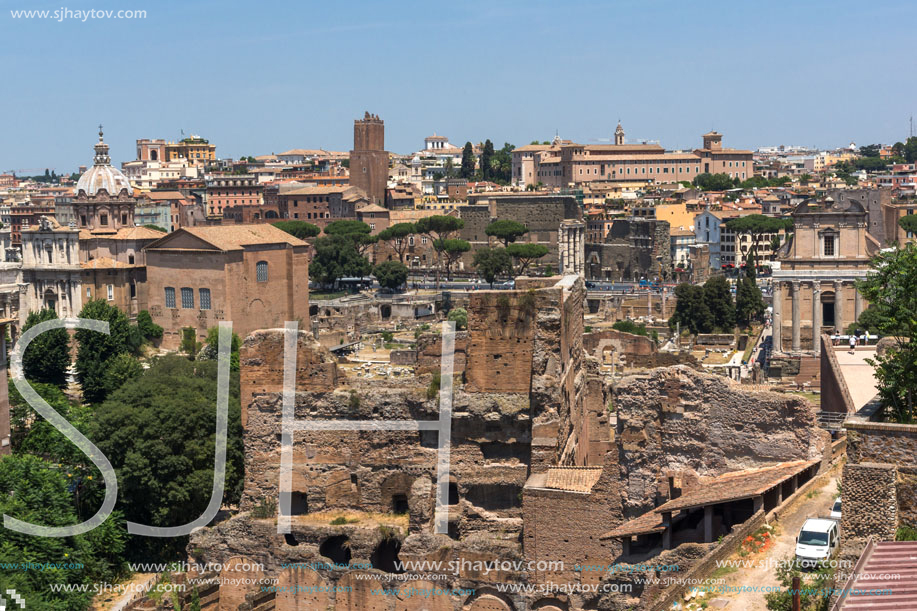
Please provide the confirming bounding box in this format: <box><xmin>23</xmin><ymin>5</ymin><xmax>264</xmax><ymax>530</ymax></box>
<box><xmin>331</xmin><ymin>515</ymin><xmax>360</xmax><ymax>525</ymax></box>
<box><xmin>310</xmin><ymin>291</ymin><xmax>347</xmax><ymax>300</ymax></box>
<box><xmin>806</xmin><ymin>489</ymin><xmax>821</xmax><ymax>499</ymax></box>
<box><xmin>708</xmin><ymin>565</ymin><xmax>738</xmax><ymax>581</ymax></box>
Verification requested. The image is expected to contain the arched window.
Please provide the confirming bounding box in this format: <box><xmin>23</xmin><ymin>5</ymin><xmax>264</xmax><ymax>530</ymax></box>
<box><xmin>180</xmin><ymin>287</ymin><xmax>194</xmax><ymax>309</ymax></box>
<box><xmin>165</xmin><ymin>287</ymin><xmax>176</xmax><ymax>308</ymax></box>
<box><xmin>256</xmin><ymin>261</ymin><xmax>268</xmax><ymax>282</ymax></box>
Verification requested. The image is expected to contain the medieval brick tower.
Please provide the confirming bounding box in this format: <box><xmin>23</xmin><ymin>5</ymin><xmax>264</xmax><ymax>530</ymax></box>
<box><xmin>349</xmin><ymin>112</ymin><xmax>387</xmax><ymax>205</ymax></box>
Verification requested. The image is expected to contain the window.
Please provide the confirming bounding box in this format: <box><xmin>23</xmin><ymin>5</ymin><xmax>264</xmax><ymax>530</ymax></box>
<box><xmin>824</xmin><ymin>235</ymin><xmax>835</xmax><ymax>256</ymax></box>
<box><xmin>100</xmin><ymin>213</ymin><xmax>108</xmax><ymax>226</ymax></box>
<box><xmin>199</xmin><ymin>288</ymin><xmax>211</xmax><ymax>310</ymax></box>
<box><xmin>107</xmin><ymin>284</ymin><xmax>114</xmax><ymax>301</ymax></box>
<box><xmin>128</xmin><ymin>254</ymin><xmax>135</xmax><ymax>265</ymax></box>
<box><xmin>165</xmin><ymin>287</ymin><xmax>176</xmax><ymax>308</ymax></box>
<box><xmin>86</xmin><ymin>287</ymin><xmax>91</xmax><ymax>298</ymax></box>
<box><xmin>256</xmin><ymin>261</ymin><xmax>269</xmax><ymax>282</ymax></box>
<box><xmin>181</xmin><ymin>287</ymin><xmax>194</xmax><ymax>309</ymax></box>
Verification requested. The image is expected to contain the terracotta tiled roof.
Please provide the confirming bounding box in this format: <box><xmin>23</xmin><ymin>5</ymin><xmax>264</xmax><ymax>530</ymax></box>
<box><xmin>81</xmin><ymin>257</ymin><xmax>133</xmax><ymax>269</ymax></box>
<box><xmin>357</xmin><ymin>204</ymin><xmax>388</xmax><ymax>213</ymax></box>
<box><xmin>603</xmin><ymin>509</ymin><xmax>667</xmax><ymax>538</ymax></box>
<box><xmin>604</xmin><ymin>460</ymin><xmax>817</xmax><ymax>538</ymax></box>
<box><xmin>543</xmin><ymin>466</ymin><xmax>604</xmax><ymax>493</ymax></box>
<box><xmin>163</xmin><ymin>224</ymin><xmax>308</xmax><ymax>250</ymax></box>
<box><xmin>79</xmin><ymin>226</ymin><xmax>167</xmax><ymax>240</ymax></box>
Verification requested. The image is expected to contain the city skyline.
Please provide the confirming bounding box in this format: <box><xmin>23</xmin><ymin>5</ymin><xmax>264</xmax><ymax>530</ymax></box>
<box><xmin>1</xmin><ymin>0</ymin><xmax>916</xmax><ymax>170</ymax></box>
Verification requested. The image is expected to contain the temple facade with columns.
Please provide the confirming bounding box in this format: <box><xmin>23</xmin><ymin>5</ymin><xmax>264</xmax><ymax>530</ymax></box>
<box><xmin>771</xmin><ymin>197</ymin><xmax>876</xmax><ymax>354</ymax></box>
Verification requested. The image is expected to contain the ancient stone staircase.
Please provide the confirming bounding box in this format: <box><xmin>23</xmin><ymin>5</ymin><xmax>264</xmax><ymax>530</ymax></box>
<box><xmin>794</xmin><ymin>356</ymin><xmax>820</xmax><ymax>388</ymax></box>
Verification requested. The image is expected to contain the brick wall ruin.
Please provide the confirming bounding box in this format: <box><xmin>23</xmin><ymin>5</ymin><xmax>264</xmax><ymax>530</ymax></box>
<box><xmin>614</xmin><ymin>366</ymin><xmax>828</xmax><ymax>516</ymax></box>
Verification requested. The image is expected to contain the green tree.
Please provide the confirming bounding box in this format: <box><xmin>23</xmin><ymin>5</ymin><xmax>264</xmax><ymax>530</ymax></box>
<box><xmin>415</xmin><ymin>215</ymin><xmax>465</xmax><ymax>287</ymax></box>
<box><xmin>180</xmin><ymin>327</ymin><xmax>201</xmax><ymax>358</ymax></box>
<box><xmin>855</xmin><ymin>243</ymin><xmax>917</xmax><ymax>421</ymax></box>
<box><xmin>485</xmin><ymin>220</ymin><xmax>529</xmax><ymax>246</ymax></box>
<box><xmin>446</xmin><ymin>308</ymin><xmax>467</xmax><ymax>331</ymax></box>
<box><xmin>21</xmin><ymin>308</ymin><xmax>70</xmax><ymax>387</ymax></box>
<box><xmin>735</xmin><ymin>276</ymin><xmax>765</xmax><ymax>327</ymax></box>
<box><xmin>136</xmin><ymin>310</ymin><xmax>163</xmax><ymax>341</ymax></box>
<box><xmin>201</xmin><ymin>326</ymin><xmax>242</xmax><ymax>371</ymax></box>
<box><xmin>377</xmin><ymin>222</ymin><xmax>416</xmax><ymax>264</ymax></box>
<box><xmin>271</xmin><ymin>220</ymin><xmax>320</xmax><ymax>240</ymax></box>
<box><xmin>703</xmin><ymin>275</ymin><xmax>736</xmax><ymax>331</ymax></box>
<box><xmin>669</xmin><ymin>283</ymin><xmax>714</xmax><ymax>335</ymax></box>
<box><xmin>373</xmin><ymin>260</ymin><xmax>409</xmax><ymax>290</ymax></box>
<box><xmin>724</xmin><ymin>214</ymin><xmax>792</xmax><ymax>271</ymax></box>
<box><xmin>764</xmin><ymin>554</ymin><xmax>833</xmax><ymax>611</ymax></box>
<box><xmin>693</xmin><ymin>173</ymin><xmax>736</xmax><ymax>191</ymax></box>
<box><xmin>859</xmin><ymin>144</ymin><xmax>881</xmax><ymax>158</ymax></box>
<box><xmin>75</xmin><ymin>299</ymin><xmax>140</xmax><ymax>404</ymax></box>
<box><xmin>323</xmin><ymin>219</ymin><xmax>372</xmax><ymax>237</ymax></box>
<box><xmin>0</xmin><ymin>454</ymin><xmax>128</xmax><ymax>610</ymax></box>
<box><xmin>491</xmin><ymin>143</ymin><xmax>515</xmax><ymax>184</ymax></box>
<box><xmin>612</xmin><ymin>320</ymin><xmax>649</xmax><ymax>336</ymax></box>
<box><xmin>435</xmin><ymin>238</ymin><xmax>471</xmax><ymax>280</ymax></box>
<box><xmin>905</xmin><ymin>136</ymin><xmax>917</xmax><ymax>164</ymax></box>
<box><xmin>506</xmin><ymin>243</ymin><xmax>549</xmax><ymax>275</ymax></box>
<box><xmin>481</xmin><ymin>139</ymin><xmax>495</xmax><ymax>181</ymax></box>
<box><xmin>143</xmin><ymin>224</ymin><xmax>168</xmax><ymax>233</ymax></box>
<box><xmin>473</xmin><ymin>247</ymin><xmax>513</xmax><ymax>287</ymax></box>
<box><xmin>899</xmin><ymin>214</ymin><xmax>917</xmax><ymax>236</ymax></box>
<box><xmin>104</xmin><ymin>353</ymin><xmax>143</xmax><ymax>396</ymax></box>
<box><xmin>310</xmin><ymin>234</ymin><xmax>372</xmax><ymax>287</ymax></box>
<box><xmin>460</xmin><ymin>142</ymin><xmax>475</xmax><ymax>179</ymax></box>
<box><xmin>92</xmin><ymin>356</ymin><xmax>244</xmax><ymax>561</ymax></box>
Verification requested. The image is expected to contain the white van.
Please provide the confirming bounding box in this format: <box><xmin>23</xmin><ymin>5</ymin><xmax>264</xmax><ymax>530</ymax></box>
<box><xmin>795</xmin><ymin>518</ymin><xmax>839</xmax><ymax>568</ymax></box>
<box><xmin>830</xmin><ymin>497</ymin><xmax>841</xmax><ymax>521</ymax></box>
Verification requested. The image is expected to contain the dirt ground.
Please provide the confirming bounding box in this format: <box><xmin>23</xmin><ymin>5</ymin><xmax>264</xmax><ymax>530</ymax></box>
<box><xmin>712</xmin><ymin>463</ymin><xmax>841</xmax><ymax>610</ymax></box>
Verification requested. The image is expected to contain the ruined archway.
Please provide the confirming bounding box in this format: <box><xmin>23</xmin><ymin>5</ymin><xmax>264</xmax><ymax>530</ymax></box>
<box><xmin>466</xmin><ymin>592</ymin><xmax>515</xmax><ymax>611</ymax></box>
<box><xmin>370</xmin><ymin>536</ymin><xmax>403</xmax><ymax>573</ymax></box>
<box><xmin>319</xmin><ymin>535</ymin><xmax>352</xmax><ymax>566</ymax></box>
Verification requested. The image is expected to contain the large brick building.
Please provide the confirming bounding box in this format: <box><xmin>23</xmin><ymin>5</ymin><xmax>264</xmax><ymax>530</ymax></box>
<box><xmin>143</xmin><ymin>224</ymin><xmax>309</xmax><ymax>349</ymax></box>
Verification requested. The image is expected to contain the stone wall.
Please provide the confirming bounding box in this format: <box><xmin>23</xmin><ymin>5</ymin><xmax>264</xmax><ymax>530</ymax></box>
<box><xmin>819</xmin><ymin>334</ymin><xmax>856</xmax><ymax>413</ymax></box>
<box><xmin>614</xmin><ymin>366</ymin><xmax>827</xmax><ymax>516</ymax></box>
<box><xmin>841</xmin><ymin>463</ymin><xmax>897</xmax><ymax>542</ymax></box>
<box><xmin>845</xmin><ymin>420</ymin><xmax>917</xmax><ymax>530</ymax></box>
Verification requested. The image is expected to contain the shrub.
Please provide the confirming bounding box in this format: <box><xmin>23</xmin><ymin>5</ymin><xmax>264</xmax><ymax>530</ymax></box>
<box><xmin>252</xmin><ymin>498</ymin><xmax>276</xmax><ymax>519</ymax></box>
<box><xmin>137</xmin><ymin>310</ymin><xmax>163</xmax><ymax>340</ymax></box>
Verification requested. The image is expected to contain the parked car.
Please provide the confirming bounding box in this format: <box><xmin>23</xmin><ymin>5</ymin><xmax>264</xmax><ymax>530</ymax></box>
<box><xmin>830</xmin><ymin>497</ymin><xmax>841</xmax><ymax>520</ymax></box>
<box><xmin>795</xmin><ymin>518</ymin><xmax>839</xmax><ymax>568</ymax></box>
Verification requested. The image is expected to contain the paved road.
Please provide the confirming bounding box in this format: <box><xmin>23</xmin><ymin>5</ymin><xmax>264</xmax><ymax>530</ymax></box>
<box><xmin>714</xmin><ymin>465</ymin><xmax>840</xmax><ymax>610</ymax></box>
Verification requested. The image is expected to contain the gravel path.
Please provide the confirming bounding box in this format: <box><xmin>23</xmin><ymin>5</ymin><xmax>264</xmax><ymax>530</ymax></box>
<box><xmin>711</xmin><ymin>464</ymin><xmax>840</xmax><ymax>610</ymax></box>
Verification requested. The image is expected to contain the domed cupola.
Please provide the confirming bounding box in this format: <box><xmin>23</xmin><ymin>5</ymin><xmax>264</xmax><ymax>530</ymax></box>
<box><xmin>74</xmin><ymin>125</ymin><xmax>133</xmax><ymax>197</ymax></box>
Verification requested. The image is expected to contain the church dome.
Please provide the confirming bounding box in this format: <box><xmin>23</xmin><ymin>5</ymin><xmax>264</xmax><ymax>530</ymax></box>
<box><xmin>74</xmin><ymin>126</ymin><xmax>133</xmax><ymax>197</ymax></box>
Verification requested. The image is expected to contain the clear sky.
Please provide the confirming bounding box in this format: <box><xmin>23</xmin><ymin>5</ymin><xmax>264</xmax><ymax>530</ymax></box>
<box><xmin>1</xmin><ymin>0</ymin><xmax>915</xmax><ymax>172</ymax></box>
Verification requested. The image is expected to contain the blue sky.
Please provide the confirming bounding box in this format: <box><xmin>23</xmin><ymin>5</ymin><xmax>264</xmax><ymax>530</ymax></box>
<box><xmin>0</xmin><ymin>0</ymin><xmax>915</xmax><ymax>171</ymax></box>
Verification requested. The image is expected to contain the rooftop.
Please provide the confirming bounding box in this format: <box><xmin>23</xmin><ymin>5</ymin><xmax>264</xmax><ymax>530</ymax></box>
<box><xmin>605</xmin><ymin>460</ymin><xmax>817</xmax><ymax>538</ymax></box>
<box><xmin>833</xmin><ymin>540</ymin><xmax>917</xmax><ymax>610</ymax></box>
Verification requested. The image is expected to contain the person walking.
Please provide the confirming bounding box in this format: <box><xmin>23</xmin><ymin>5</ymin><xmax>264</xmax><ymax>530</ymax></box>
<box><xmin>848</xmin><ymin>334</ymin><xmax>856</xmax><ymax>354</ymax></box>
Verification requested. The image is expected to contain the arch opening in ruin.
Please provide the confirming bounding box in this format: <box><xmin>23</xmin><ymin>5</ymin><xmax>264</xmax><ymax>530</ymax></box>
<box><xmin>370</xmin><ymin>537</ymin><xmax>403</xmax><ymax>573</ymax></box>
<box><xmin>319</xmin><ymin>535</ymin><xmax>352</xmax><ymax>566</ymax></box>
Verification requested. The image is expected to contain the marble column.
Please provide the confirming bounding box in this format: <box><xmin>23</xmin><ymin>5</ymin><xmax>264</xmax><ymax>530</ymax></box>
<box><xmin>812</xmin><ymin>283</ymin><xmax>822</xmax><ymax>355</ymax></box>
<box><xmin>792</xmin><ymin>281</ymin><xmax>801</xmax><ymax>352</ymax></box>
<box><xmin>834</xmin><ymin>280</ymin><xmax>844</xmax><ymax>334</ymax></box>
<box><xmin>855</xmin><ymin>286</ymin><xmax>864</xmax><ymax>326</ymax></box>
<box><xmin>773</xmin><ymin>281</ymin><xmax>783</xmax><ymax>352</ymax></box>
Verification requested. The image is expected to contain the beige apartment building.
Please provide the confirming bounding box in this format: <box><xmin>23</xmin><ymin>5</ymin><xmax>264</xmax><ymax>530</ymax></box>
<box><xmin>512</xmin><ymin>125</ymin><xmax>752</xmax><ymax>188</ymax></box>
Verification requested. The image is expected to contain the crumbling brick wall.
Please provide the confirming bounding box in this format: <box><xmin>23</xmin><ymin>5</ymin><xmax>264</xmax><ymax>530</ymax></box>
<box><xmin>614</xmin><ymin>365</ymin><xmax>827</xmax><ymax>516</ymax></box>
